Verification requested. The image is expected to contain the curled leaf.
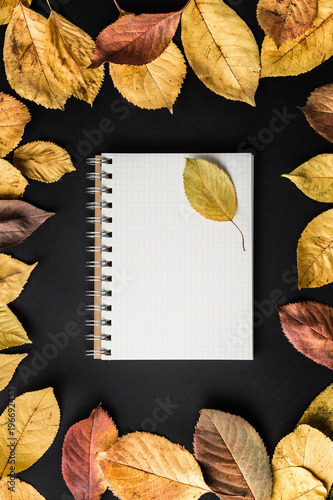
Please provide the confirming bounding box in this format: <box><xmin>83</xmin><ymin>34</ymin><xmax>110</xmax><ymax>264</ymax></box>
<box><xmin>62</xmin><ymin>406</ymin><xmax>118</xmax><ymax>500</ymax></box>
<box><xmin>301</xmin><ymin>84</ymin><xmax>333</xmax><ymax>143</ymax></box>
<box><xmin>0</xmin><ymin>0</ymin><xmax>32</xmax><ymax>25</ymax></box>
<box><xmin>0</xmin><ymin>353</ymin><xmax>27</xmax><ymax>392</ymax></box>
<box><xmin>271</xmin><ymin>467</ymin><xmax>327</xmax><ymax>500</ymax></box>
<box><xmin>0</xmin><ymin>159</ymin><xmax>28</xmax><ymax>199</ymax></box>
<box><xmin>0</xmin><ymin>477</ymin><xmax>46</xmax><ymax>499</ymax></box>
<box><xmin>13</xmin><ymin>141</ymin><xmax>75</xmax><ymax>182</ymax></box>
<box><xmin>193</xmin><ymin>409</ymin><xmax>272</xmax><ymax>500</ymax></box>
<box><xmin>0</xmin><ymin>254</ymin><xmax>37</xmax><ymax>306</ymax></box>
<box><xmin>0</xmin><ymin>305</ymin><xmax>31</xmax><ymax>350</ymax></box>
<box><xmin>109</xmin><ymin>42</ymin><xmax>186</xmax><ymax>113</ymax></box>
<box><xmin>0</xmin><ymin>93</ymin><xmax>30</xmax><ymax>158</ymax></box>
<box><xmin>298</xmin><ymin>383</ymin><xmax>333</xmax><ymax>439</ymax></box>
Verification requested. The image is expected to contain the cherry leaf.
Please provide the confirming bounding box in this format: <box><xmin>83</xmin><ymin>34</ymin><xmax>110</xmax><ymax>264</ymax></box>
<box><xmin>301</xmin><ymin>84</ymin><xmax>333</xmax><ymax>143</ymax></box>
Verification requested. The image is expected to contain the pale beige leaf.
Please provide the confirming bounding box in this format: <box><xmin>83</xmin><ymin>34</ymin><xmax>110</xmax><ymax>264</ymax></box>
<box><xmin>0</xmin><ymin>254</ymin><xmax>37</xmax><ymax>306</ymax></box>
<box><xmin>0</xmin><ymin>159</ymin><xmax>28</xmax><ymax>199</ymax></box>
<box><xmin>45</xmin><ymin>10</ymin><xmax>104</xmax><ymax>105</ymax></box>
<box><xmin>261</xmin><ymin>0</ymin><xmax>333</xmax><ymax>77</ymax></box>
<box><xmin>13</xmin><ymin>141</ymin><xmax>75</xmax><ymax>182</ymax></box>
<box><xmin>0</xmin><ymin>0</ymin><xmax>31</xmax><ymax>25</ymax></box>
<box><xmin>298</xmin><ymin>384</ymin><xmax>333</xmax><ymax>439</ymax></box>
<box><xmin>0</xmin><ymin>388</ymin><xmax>60</xmax><ymax>477</ymax></box>
<box><xmin>271</xmin><ymin>467</ymin><xmax>327</xmax><ymax>500</ymax></box>
<box><xmin>0</xmin><ymin>305</ymin><xmax>31</xmax><ymax>351</ymax></box>
<box><xmin>272</xmin><ymin>424</ymin><xmax>333</xmax><ymax>490</ymax></box>
<box><xmin>297</xmin><ymin>209</ymin><xmax>333</xmax><ymax>288</ymax></box>
<box><xmin>0</xmin><ymin>353</ymin><xmax>27</xmax><ymax>392</ymax></box>
<box><xmin>0</xmin><ymin>477</ymin><xmax>46</xmax><ymax>499</ymax></box>
<box><xmin>109</xmin><ymin>42</ymin><xmax>186</xmax><ymax>113</ymax></box>
<box><xmin>283</xmin><ymin>155</ymin><xmax>333</xmax><ymax>202</ymax></box>
<box><xmin>4</xmin><ymin>4</ymin><xmax>70</xmax><ymax>110</ymax></box>
<box><xmin>0</xmin><ymin>93</ymin><xmax>30</xmax><ymax>157</ymax></box>
<box><xmin>97</xmin><ymin>432</ymin><xmax>211</xmax><ymax>500</ymax></box>
<box><xmin>181</xmin><ymin>0</ymin><xmax>260</xmax><ymax>106</ymax></box>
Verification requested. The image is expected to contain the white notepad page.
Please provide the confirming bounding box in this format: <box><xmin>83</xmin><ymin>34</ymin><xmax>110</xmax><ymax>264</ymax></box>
<box><xmin>100</xmin><ymin>153</ymin><xmax>253</xmax><ymax>360</ymax></box>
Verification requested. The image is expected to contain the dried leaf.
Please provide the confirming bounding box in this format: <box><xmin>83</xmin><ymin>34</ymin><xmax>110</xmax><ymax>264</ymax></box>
<box><xmin>0</xmin><ymin>93</ymin><xmax>30</xmax><ymax>158</ymax></box>
<box><xmin>0</xmin><ymin>254</ymin><xmax>37</xmax><ymax>306</ymax></box>
<box><xmin>0</xmin><ymin>387</ymin><xmax>60</xmax><ymax>477</ymax></box>
<box><xmin>4</xmin><ymin>3</ymin><xmax>70</xmax><ymax>110</ymax></box>
<box><xmin>0</xmin><ymin>353</ymin><xmax>27</xmax><ymax>392</ymax></box>
<box><xmin>297</xmin><ymin>209</ymin><xmax>333</xmax><ymax>288</ymax></box>
<box><xmin>260</xmin><ymin>0</ymin><xmax>333</xmax><ymax>77</ymax></box>
<box><xmin>109</xmin><ymin>42</ymin><xmax>186</xmax><ymax>113</ymax></box>
<box><xmin>300</xmin><ymin>84</ymin><xmax>333</xmax><ymax>143</ymax></box>
<box><xmin>0</xmin><ymin>0</ymin><xmax>32</xmax><ymax>25</ymax></box>
<box><xmin>283</xmin><ymin>155</ymin><xmax>333</xmax><ymax>202</ymax></box>
<box><xmin>0</xmin><ymin>305</ymin><xmax>31</xmax><ymax>350</ymax></box>
<box><xmin>181</xmin><ymin>0</ymin><xmax>260</xmax><ymax>106</ymax></box>
<box><xmin>0</xmin><ymin>477</ymin><xmax>46</xmax><ymax>499</ymax></box>
<box><xmin>0</xmin><ymin>159</ymin><xmax>28</xmax><ymax>199</ymax></box>
<box><xmin>45</xmin><ymin>10</ymin><xmax>104</xmax><ymax>105</ymax></box>
<box><xmin>276</xmin><ymin>301</ymin><xmax>333</xmax><ymax>369</ymax></box>
<box><xmin>298</xmin><ymin>384</ymin><xmax>333</xmax><ymax>439</ymax></box>
<box><xmin>272</xmin><ymin>424</ymin><xmax>333</xmax><ymax>490</ymax></box>
<box><xmin>257</xmin><ymin>0</ymin><xmax>318</xmax><ymax>48</ymax></box>
<box><xmin>271</xmin><ymin>467</ymin><xmax>327</xmax><ymax>500</ymax></box>
<box><xmin>13</xmin><ymin>141</ymin><xmax>75</xmax><ymax>182</ymax></box>
<box><xmin>97</xmin><ymin>432</ymin><xmax>211</xmax><ymax>500</ymax></box>
<box><xmin>0</xmin><ymin>200</ymin><xmax>54</xmax><ymax>250</ymax></box>
<box><xmin>62</xmin><ymin>406</ymin><xmax>118</xmax><ymax>500</ymax></box>
<box><xmin>193</xmin><ymin>409</ymin><xmax>272</xmax><ymax>500</ymax></box>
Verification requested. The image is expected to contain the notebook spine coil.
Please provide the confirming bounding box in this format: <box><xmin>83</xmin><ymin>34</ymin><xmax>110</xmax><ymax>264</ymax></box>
<box><xmin>86</xmin><ymin>157</ymin><xmax>113</xmax><ymax>359</ymax></box>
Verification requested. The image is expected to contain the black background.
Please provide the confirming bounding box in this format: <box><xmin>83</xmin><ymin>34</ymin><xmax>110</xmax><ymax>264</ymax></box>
<box><xmin>1</xmin><ymin>0</ymin><xmax>333</xmax><ymax>498</ymax></box>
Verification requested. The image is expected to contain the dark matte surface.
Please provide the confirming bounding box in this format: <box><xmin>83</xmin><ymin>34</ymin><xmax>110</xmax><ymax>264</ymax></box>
<box><xmin>1</xmin><ymin>0</ymin><xmax>333</xmax><ymax>498</ymax></box>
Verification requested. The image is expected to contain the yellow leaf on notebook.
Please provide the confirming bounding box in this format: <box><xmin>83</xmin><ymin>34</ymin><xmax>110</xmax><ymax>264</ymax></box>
<box><xmin>0</xmin><ymin>93</ymin><xmax>31</xmax><ymax>157</ymax></box>
<box><xmin>0</xmin><ymin>478</ymin><xmax>46</xmax><ymax>499</ymax></box>
<box><xmin>0</xmin><ymin>305</ymin><xmax>31</xmax><ymax>350</ymax></box>
<box><xmin>0</xmin><ymin>254</ymin><xmax>37</xmax><ymax>306</ymax></box>
<box><xmin>0</xmin><ymin>159</ymin><xmax>28</xmax><ymax>199</ymax></box>
<box><xmin>0</xmin><ymin>353</ymin><xmax>27</xmax><ymax>392</ymax></box>
<box><xmin>271</xmin><ymin>467</ymin><xmax>327</xmax><ymax>500</ymax></box>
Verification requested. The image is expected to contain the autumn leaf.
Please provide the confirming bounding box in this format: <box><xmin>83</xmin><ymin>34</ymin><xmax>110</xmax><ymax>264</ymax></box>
<box><xmin>257</xmin><ymin>0</ymin><xmax>318</xmax><ymax>48</ymax></box>
<box><xmin>0</xmin><ymin>200</ymin><xmax>54</xmax><ymax>250</ymax></box>
<box><xmin>0</xmin><ymin>254</ymin><xmax>37</xmax><ymax>306</ymax></box>
<box><xmin>181</xmin><ymin>0</ymin><xmax>260</xmax><ymax>106</ymax></box>
<box><xmin>300</xmin><ymin>84</ymin><xmax>333</xmax><ymax>143</ymax></box>
<box><xmin>13</xmin><ymin>141</ymin><xmax>75</xmax><ymax>182</ymax></box>
<box><xmin>0</xmin><ymin>159</ymin><xmax>28</xmax><ymax>199</ymax></box>
<box><xmin>271</xmin><ymin>467</ymin><xmax>327</xmax><ymax>500</ymax></box>
<box><xmin>45</xmin><ymin>10</ymin><xmax>104</xmax><ymax>105</ymax></box>
<box><xmin>0</xmin><ymin>477</ymin><xmax>46</xmax><ymax>499</ymax></box>
<box><xmin>276</xmin><ymin>301</ymin><xmax>333</xmax><ymax>369</ymax></box>
<box><xmin>0</xmin><ymin>0</ymin><xmax>32</xmax><ymax>25</ymax></box>
<box><xmin>193</xmin><ymin>409</ymin><xmax>272</xmax><ymax>500</ymax></box>
<box><xmin>0</xmin><ymin>388</ymin><xmax>60</xmax><ymax>477</ymax></box>
<box><xmin>298</xmin><ymin>383</ymin><xmax>333</xmax><ymax>439</ymax></box>
<box><xmin>297</xmin><ymin>209</ymin><xmax>333</xmax><ymax>288</ymax></box>
<box><xmin>97</xmin><ymin>432</ymin><xmax>211</xmax><ymax>500</ymax></box>
<box><xmin>109</xmin><ymin>42</ymin><xmax>186</xmax><ymax>113</ymax></box>
<box><xmin>4</xmin><ymin>3</ymin><xmax>70</xmax><ymax>110</ymax></box>
<box><xmin>260</xmin><ymin>0</ymin><xmax>333</xmax><ymax>77</ymax></box>
<box><xmin>183</xmin><ymin>158</ymin><xmax>245</xmax><ymax>250</ymax></box>
<box><xmin>0</xmin><ymin>93</ymin><xmax>30</xmax><ymax>158</ymax></box>
<box><xmin>62</xmin><ymin>406</ymin><xmax>118</xmax><ymax>500</ymax></box>
<box><xmin>283</xmin><ymin>155</ymin><xmax>333</xmax><ymax>202</ymax></box>
<box><xmin>0</xmin><ymin>305</ymin><xmax>31</xmax><ymax>350</ymax></box>
<box><xmin>0</xmin><ymin>353</ymin><xmax>27</xmax><ymax>392</ymax></box>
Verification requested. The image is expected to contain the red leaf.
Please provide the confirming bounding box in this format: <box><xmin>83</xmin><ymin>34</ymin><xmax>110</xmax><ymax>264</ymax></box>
<box><xmin>62</xmin><ymin>406</ymin><xmax>118</xmax><ymax>500</ymax></box>
<box><xmin>301</xmin><ymin>84</ymin><xmax>333</xmax><ymax>143</ymax></box>
<box><xmin>276</xmin><ymin>301</ymin><xmax>333</xmax><ymax>370</ymax></box>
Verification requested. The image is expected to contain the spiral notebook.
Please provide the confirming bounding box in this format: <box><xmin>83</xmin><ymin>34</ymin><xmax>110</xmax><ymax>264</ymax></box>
<box><xmin>86</xmin><ymin>153</ymin><xmax>253</xmax><ymax>360</ymax></box>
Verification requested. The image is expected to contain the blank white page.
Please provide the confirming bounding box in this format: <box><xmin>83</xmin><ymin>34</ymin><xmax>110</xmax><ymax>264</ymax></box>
<box><xmin>100</xmin><ymin>153</ymin><xmax>253</xmax><ymax>360</ymax></box>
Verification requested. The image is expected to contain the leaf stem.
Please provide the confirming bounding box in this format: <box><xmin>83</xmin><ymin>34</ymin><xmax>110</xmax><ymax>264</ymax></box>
<box><xmin>113</xmin><ymin>0</ymin><xmax>122</xmax><ymax>12</ymax></box>
<box><xmin>231</xmin><ymin>219</ymin><xmax>246</xmax><ymax>251</ymax></box>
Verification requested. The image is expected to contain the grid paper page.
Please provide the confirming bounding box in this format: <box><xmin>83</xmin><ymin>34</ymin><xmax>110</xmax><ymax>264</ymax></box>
<box><xmin>100</xmin><ymin>153</ymin><xmax>253</xmax><ymax>360</ymax></box>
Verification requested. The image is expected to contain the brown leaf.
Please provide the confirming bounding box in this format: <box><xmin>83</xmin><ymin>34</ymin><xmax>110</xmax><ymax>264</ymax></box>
<box><xmin>0</xmin><ymin>159</ymin><xmax>28</xmax><ymax>199</ymax></box>
<box><xmin>276</xmin><ymin>301</ymin><xmax>333</xmax><ymax>369</ymax></box>
<box><xmin>0</xmin><ymin>93</ymin><xmax>30</xmax><ymax>158</ymax></box>
<box><xmin>257</xmin><ymin>0</ymin><xmax>318</xmax><ymax>48</ymax></box>
<box><xmin>62</xmin><ymin>406</ymin><xmax>118</xmax><ymax>500</ymax></box>
<box><xmin>298</xmin><ymin>383</ymin><xmax>333</xmax><ymax>440</ymax></box>
<box><xmin>301</xmin><ymin>84</ymin><xmax>333</xmax><ymax>143</ymax></box>
<box><xmin>0</xmin><ymin>254</ymin><xmax>37</xmax><ymax>306</ymax></box>
<box><xmin>193</xmin><ymin>409</ymin><xmax>272</xmax><ymax>500</ymax></box>
<box><xmin>0</xmin><ymin>200</ymin><xmax>54</xmax><ymax>250</ymax></box>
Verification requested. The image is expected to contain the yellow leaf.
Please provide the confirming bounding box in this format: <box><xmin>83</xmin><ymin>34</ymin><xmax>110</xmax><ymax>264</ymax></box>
<box><xmin>271</xmin><ymin>467</ymin><xmax>327</xmax><ymax>500</ymax></box>
<box><xmin>109</xmin><ymin>42</ymin><xmax>186</xmax><ymax>113</ymax></box>
<box><xmin>0</xmin><ymin>0</ymin><xmax>31</xmax><ymax>25</ymax></box>
<box><xmin>0</xmin><ymin>159</ymin><xmax>28</xmax><ymax>199</ymax></box>
<box><xmin>45</xmin><ymin>10</ymin><xmax>104</xmax><ymax>105</ymax></box>
<box><xmin>0</xmin><ymin>388</ymin><xmax>60</xmax><ymax>477</ymax></box>
<box><xmin>0</xmin><ymin>93</ymin><xmax>30</xmax><ymax>158</ymax></box>
<box><xmin>0</xmin><ymin>305</ymin><xmax>31</xmax><ymax>351</ymax></box>
<box><xmin>261</xmin><ymin>0</ymin><xmax>333</xmax><ymax>77</ymax></box>
<box><xmin>272</xmin><ymin>424</ymin><xmax>333</xmax><ymax>490</ymax></box>
<box><xmin>0</xmin><ymin>254</ymin><xmax>37</xmax><ymax>306</ymax></box>
<box><xmin>0</xmin><ymin>477</ymin><xmax>46</xmax><ymax>499</ymax></box>
<box><xmin>297</xmin><ymin>208</ymin><xmax>333</xmax><ymax>288</ymax></box>
<box><xmin>181</xmin><ymin>0</ymin><xmax>260</xmax><ymax>106</ymax></box>
<box><xmin>4</xmin><ymin>3</ymin><xmax>70</xmax><ymax>110</ymax></box>
<box><xmin>0</xmin><ymin>353</ymin><xmax>27</xmax><ymax>392</ymax></box>
<box><xmin>283</xmin><ymin>155</ymin><xmax>333</xmax><ymax>202</ymax></box>
<box><xmin>97</xmin><ymin>432</ymin><xmax>211</xmax><ymax>500</ymax></box>
<box><xmin>298</xmin><ymin>384</ymin><xmax>333</xmax><ymax>440</ymax></box>
<box><xmin>13</xmin><ymin>141</ymin><xmax>75</xmax><ymax>182</ymax></box>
